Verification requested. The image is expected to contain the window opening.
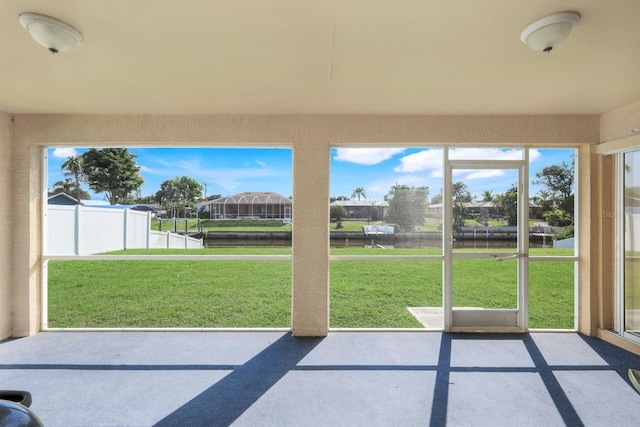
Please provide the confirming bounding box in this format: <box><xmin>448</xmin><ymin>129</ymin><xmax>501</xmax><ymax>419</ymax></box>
<box><xmin>44</xmin><ymin>147</ymin><xmax>292</xmax><ymax>329</ymax></box>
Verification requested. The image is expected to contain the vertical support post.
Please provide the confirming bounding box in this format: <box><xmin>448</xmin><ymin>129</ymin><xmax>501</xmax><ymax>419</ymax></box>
<box><xmin>146</xmin><ymin>212</ymin><xmax>151</xmax><ymax>249</ymax></box>
<box><xmin>75</xmin><ymin>204</ymin><xmax>82</xmax><ymax>255</ymax></box>
<box><xmin>123</xmin><ymin>209</ymin><xmax>129</xmax><ymax>250</ymax></box>
<box><xmin>292</xmin><ymin>140</ymin><xmax>329</xmax><ymax>336</ymax></box>
<box><xmin>443</xmin><ymin>148</ymin><xmax>452</xmax><ymax>331</ymax></box>
<box><xmin>519</xmin><ymin>149</ymin><xmax>530</xmax><ymax>331</ymax></box>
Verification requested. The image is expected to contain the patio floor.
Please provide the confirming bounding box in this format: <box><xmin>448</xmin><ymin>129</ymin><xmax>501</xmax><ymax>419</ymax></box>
<box><xmin>1</xmin><ymin>331</ymin><xmax>640</xmax><ymax>426</ymax></box>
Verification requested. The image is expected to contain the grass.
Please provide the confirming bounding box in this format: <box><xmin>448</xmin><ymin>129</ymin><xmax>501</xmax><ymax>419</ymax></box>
<box><xmin>48</xmin><ymin>259</ymin><xmax>292</xmax><ymax>328</ymax></box>
<box><xmin>47</xmin><ymin>247</ymin><xmax>575</xmax><ymax>329</ymax></box>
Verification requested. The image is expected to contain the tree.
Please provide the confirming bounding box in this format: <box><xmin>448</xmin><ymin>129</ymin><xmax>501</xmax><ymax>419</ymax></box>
<box><xmin>495</xmin><ymin>184</ymin><xmax>518</xmax><ymax>226</ymax></box>
<box><xmin>135</xmin><ymin>195</ymin><xmax>157</xmax><ymax>204</ymax></box>
<box><xmin>452</xmin><ymin>181</ymin><xmax>472</xmax><ymax>227</ymax></box>
<box><xmin>61</xmin><ymin>155</ymin><xmax>85</xmax><ymax>203</ymax></box>
<box><xmin>431</xmin><ymin>190</ymin><xmax>443</xmax><ymax>205</ymax></box>
<box><xmin>481</xmin><ymin>190</ymin><xmax>494</xmax><ymax>202</ymax></box>
<box><xmin>80</xmin><ymin>148</ymin><xmax>144</xmax><ymax>205</ymax></box>
<box><xmin>52</xmin><ymin>178</ymin><xmax>90</xmax><ymax>200</ymax></box>
<box><xmin>330</xmin><ymin>205</ymin><xmax>346</xmax><ymax>229</ymax></box>
<box><xmin>386</xmin><ymin>184</ymin><xmax>429</xmax><ymax>231</ymax></box>
<box><xmin>155</xmin><ymin>176</ymin><xmax>203</xmax><ymax>218</ymax></box>
<box><xmin>351</xmin><ymin>187</ymin><xmax>367</xmax><ymax>200</ymax></box>
<box><xmin>534</xmin><ymin>161</ymin><xmax>574</xmax><ymax>216</ymax></box>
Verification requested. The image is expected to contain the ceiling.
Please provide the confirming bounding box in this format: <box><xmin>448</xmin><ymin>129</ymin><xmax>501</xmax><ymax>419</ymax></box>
<box><xmin>1</xmin><ymin>0</ymin><xmax>639</xmax><ymax>115</ymax></box>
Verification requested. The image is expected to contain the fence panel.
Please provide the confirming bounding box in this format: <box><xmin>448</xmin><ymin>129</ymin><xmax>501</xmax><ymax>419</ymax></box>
<box><xmin>149</xmin><ymin>230</ymin><xmax>170</xmax><ymax>249</ymax></box>
<box><xmin>47</xmin><ymin>205</ymin><xmax>77</xmax><ymax>255</ymax></box>
<box><xmin>47</xmin><ymin>206</ymin><xmax>201</xmax><ymax>255</ymax></box>
<box><xmin>77</xmin><ymin>207</ymin><xmax>126</xmax><ymax>254</ymax></box>
<box><xmin>125</xmin><ymin>209</ymin><xmax>151</xmax><ymax>249</ymax></box>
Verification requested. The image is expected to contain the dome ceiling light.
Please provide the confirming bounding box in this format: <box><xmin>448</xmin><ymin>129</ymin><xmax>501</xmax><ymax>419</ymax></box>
<box><xmin>19</xmin><ymin>12</ymin><xmax>83</xmax><ymax>54</ymax></box>
<box><xmin>520</xmin><ymin>11</ymin><xmax>581</xmax><ymax>53</ymax></box>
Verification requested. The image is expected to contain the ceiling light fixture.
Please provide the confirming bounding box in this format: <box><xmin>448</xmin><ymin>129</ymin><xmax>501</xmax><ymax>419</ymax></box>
<box><xmin>19</xmin><ymin>12</ymin><xmax>83</xmax><ymax>54</ymax></box>
<box><xmin>521</xmin><ymin>11</ymin><xmax>581</xmax><ymax>53</ymax></box>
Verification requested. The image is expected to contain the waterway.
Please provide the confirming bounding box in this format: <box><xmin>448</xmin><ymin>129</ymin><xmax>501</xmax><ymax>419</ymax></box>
<box><xmin>204</xmin><ymin>238</ymin><xmax>550</xmax><ymax>249</ymax></box>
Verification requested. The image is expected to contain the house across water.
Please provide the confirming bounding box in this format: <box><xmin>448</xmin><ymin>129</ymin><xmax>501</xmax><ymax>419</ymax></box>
<box><xmin>205</xmin><ymin>191</ymin><xmax>292</xmax><ymax>220</ymax></box>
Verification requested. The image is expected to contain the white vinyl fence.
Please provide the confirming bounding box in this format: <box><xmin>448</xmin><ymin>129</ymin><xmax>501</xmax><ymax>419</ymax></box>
<box><xmin>47</xmin><ymin>205</ymin><xmax>202</xmax><ymax>255</ymax></box>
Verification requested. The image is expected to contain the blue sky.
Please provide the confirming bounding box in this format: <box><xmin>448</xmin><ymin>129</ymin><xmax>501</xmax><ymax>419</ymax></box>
<box><xmin>48</xmin><ymin>147</ymin><xmax>574</xmax><ymax>202</ymax></box>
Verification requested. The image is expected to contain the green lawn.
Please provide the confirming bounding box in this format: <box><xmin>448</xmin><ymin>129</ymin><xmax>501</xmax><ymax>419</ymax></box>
<box><xmin>47</xmin><ymin>247</ymin><xmax>575</xmax><ymax>329</ymax></box>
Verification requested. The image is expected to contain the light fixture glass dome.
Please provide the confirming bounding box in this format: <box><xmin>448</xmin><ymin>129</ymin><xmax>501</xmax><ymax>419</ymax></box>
<box><xmin>19</xmin><ymin>13</ymin><xmax>83</xmax><ymax>54</ymax></box>
<box><xmin>521</xmin><ymin>11</ymin><xmax>580</xmax><ymax>53</ymax></box>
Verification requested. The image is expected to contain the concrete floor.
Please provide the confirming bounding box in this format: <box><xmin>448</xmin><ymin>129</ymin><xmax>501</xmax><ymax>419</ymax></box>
<box><xmin>1</xmin><ymin>331</ymin><xmax>640</xmax><ymax>426</ymax></box>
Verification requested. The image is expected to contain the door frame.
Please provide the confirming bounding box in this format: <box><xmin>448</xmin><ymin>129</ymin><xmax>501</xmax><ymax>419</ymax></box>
<box><xmin>443</xmin><ymin>149</ymin><xmax>529</xmax><ymax>332</ymax></box>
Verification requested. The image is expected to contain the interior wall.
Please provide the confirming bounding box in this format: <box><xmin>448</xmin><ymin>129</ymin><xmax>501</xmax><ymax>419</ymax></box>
<box><xmin>11</xmin><ymin>114</ymin><xmax>599</xmax><ymax>337</ymax></box>
<box><xmin>596</xmin><ymin>102</ymin><xmax>640</xmax><ymax>354</ymax></box>
<box><xmin>0</xmin><ymin>112</ymin><xmax>12</xmax><ymax>340</ymax></box>
<box><xmin>600</xmin><ymin>101</ymin><xmax>640</xmax><ymax>144</ymax></box>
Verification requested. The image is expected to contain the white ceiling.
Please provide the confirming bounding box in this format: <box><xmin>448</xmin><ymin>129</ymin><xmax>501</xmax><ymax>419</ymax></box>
<box><xmin>1</xmin><ymin>0</ymin><xmax>639</xmax><ymax>115</ymax></box>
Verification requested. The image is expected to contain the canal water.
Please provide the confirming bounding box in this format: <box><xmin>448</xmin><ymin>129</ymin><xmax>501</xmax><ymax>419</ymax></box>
<box><xmin>204</xmin><ymin>238</ymin><xmax>550</xmax><ymax>249</ymax></box>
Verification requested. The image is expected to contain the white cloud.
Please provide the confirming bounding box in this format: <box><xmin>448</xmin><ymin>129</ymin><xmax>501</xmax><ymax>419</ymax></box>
<box><xmin>138</xmin><ymin>165</ymin><xmax>154</xmax><ymax>173</ymax></box>
<box><xmin>52</xmin><ymin>148</ymin><xmax>77</xmax><ymax>158</ymax></box>
<box><xmin>464</xmin><ymin>169</ymin><xmax>506</xmax><ymax>180</ymax></box>
<box><xmin>394</xmin><ymin>149</ymin><xmax>443</xmax><ymax>173</ymax></box>
<box><xmin>173</xmin><ymin>159</ymin><xmax>284</xmax><ymax>193</ymax></box>
<box><xmin>365</xmin><ymin>174</ymin><xmax>435</xmax><ymax>201</ymax></box>
<box><xmin>529</xmin><ymin>149</ymin><xmax>541</xmax><ymax>162</ymax></box>
<box><xmin>334</xmin><ymin>148</ymin><xmax>404</xmax><ymax>165</ymax></box>
<box><xmin>449</xmin><ymin>148</ymin><xmax>524</xmax><ymax>161</ymax></box>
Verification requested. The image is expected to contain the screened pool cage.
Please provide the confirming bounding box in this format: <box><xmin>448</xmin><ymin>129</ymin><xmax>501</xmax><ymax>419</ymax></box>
<box><xmin>207</xmin><ymin>192</ymin><xmax>292</xmax><ymax>220</ymax></box>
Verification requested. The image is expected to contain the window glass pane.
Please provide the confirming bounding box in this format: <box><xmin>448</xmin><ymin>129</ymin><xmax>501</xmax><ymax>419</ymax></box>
<box><xmin>330</xmin><ymin>147</ymin><xmax>443</xmax><ymax>254</ymax></box>
<box><xmin>624</xmin><ymin>151</ymin><xmax>640</xmax><ymax>336</ymax></box>
<box><xmin>529</xmin><ymin>148</ymin><xmax>576</xmax><ymax>255</ymax></box>
<box><xmin>329</xmin><ymin>260</ymin><xmax>442</xmax><ymax>328</ymax></box>
<box><xmin>47</xmin><ymin>260</ymin><xmax>291</xmax><ymax>328</ymax></box>
<box><xmin>528</xmin><ymin>261</ymin><xmax>575</xmax><ymax>329</ymax></box>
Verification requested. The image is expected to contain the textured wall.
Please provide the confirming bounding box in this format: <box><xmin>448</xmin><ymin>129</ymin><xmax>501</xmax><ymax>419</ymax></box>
<box><xmin>0</xmin><ymin>113</ymin><xmax>12</xmax><ymax>340</ymax></box>
<box><xmin>600</xmin><ymin>101</ymin><xmax>640</xmax><ymax>144</ymax></box>
<box><xmin>596</xmin><ymin>103</ymin><xmax>640</xmax><ymax>353</ymax></box>
<box><xmin>12</xmin><ymin>114</ymin><xmax>600</xmax><ymax>337</ymax></box>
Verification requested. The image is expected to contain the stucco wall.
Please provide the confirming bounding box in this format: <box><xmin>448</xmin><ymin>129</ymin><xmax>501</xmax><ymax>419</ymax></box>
<box><xmin>596</xmin><ymin>103</ymin><xmax>640</xmax><ymax>354</ymax></box>
<box><xmin>11</xmin><ymin>114</ymin><xmax>599</xmax><ymax>337</ymax></box>
<box><xmin>0</xmin><ymin>113</ymin><xmax>12</xmax><ymax>340</ymax></box>
<box><xmin>600</xmin><ymin>101</ymin><xmax>640</xmax><ymax>144</ymax></box>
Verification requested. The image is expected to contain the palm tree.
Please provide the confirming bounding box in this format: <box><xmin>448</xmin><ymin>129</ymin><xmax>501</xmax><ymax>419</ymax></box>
<box><xmin>52</xmin><ymin>178</ymin><xmax>74</xmax><ymax>194</ymax></box>
<box><xmin>52</xmin><ymin>178</ymin><xmax>90</xmax><ymax>201</ymax></box>
<box><xmin>481</xmin><ymin>190</ymin><xmax>494</xmax><ymax>202</ymax></box>
<box><xmin>351</xmin><ymin>187</ymin><xmax>367</xmax><ymax>200</ymax></box>
<box><xmin>61</xmin><ymin>155</ymin><xmax>83</xmax><ymax>204</ymax></box>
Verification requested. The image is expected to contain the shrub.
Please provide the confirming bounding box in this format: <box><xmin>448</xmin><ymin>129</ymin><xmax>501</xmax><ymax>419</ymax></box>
<box><xmin>556</xmin><ymin>223</ymin><xmax>574</xmax><ymax>240</ymax></box>
<box><xmin>543</xmin><ymin>208</ymin><xmax>572</xmax><ymax>226</ymax></box>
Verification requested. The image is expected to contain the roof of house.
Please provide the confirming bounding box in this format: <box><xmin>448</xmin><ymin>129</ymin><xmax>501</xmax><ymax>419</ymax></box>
<box><xmin>209</xmin><ymin>192</ymin><xmax>292</xmax><ymax>204</ymax></box>
<box><xmin>330</xmin><ymin>200</ymin><xmax>389</xmax><ymax>207</ymax></box>
<box><xmin>47</xmin><ymin>192</ymin><xmax>78</xmax><ymax>204</ymax></box>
